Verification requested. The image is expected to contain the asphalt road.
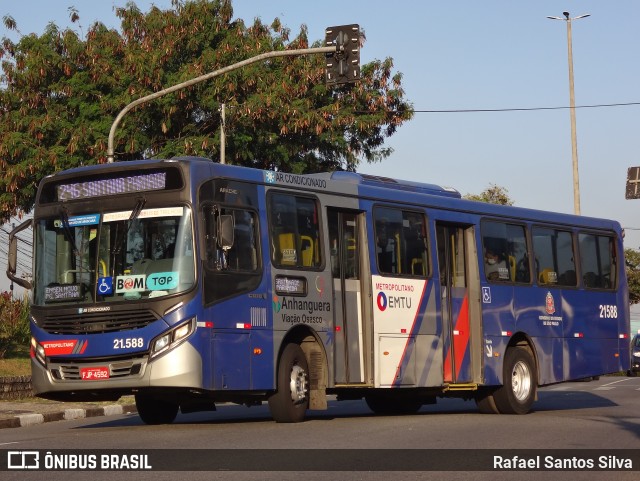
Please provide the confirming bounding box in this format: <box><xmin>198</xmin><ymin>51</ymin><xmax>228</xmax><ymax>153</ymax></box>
<box><xmin>1</xmin><ymin>376</ymin><xmax>639</xmax><ymax>481</ymax></box>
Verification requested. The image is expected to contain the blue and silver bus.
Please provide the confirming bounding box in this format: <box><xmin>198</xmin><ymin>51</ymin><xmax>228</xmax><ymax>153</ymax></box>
<box><xmin>7</xmin><ymin>157</ymin><xmax>630</xmax><ymax>423</ymax></box>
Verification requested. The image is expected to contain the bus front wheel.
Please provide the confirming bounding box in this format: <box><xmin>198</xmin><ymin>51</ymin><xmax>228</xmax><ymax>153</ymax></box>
<box><xmin>268</xmin><ymin>343</ymin><xmax>309</xmax><ymax>423</ymax></box>
<box><xmin>135</xmin><ymin>393</ymin><xmax>179</xmax><ymax>425</ymax></box>
<box><xmin>493</xmin><ymin>346</ymin><xmax>537</xmax><ymax>414</ymax></box>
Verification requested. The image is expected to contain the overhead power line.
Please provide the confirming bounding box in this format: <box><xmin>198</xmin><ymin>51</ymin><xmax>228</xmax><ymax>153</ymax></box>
<box><xmin>412</xmin><ymin>101</ymin><xmax>640</xmax><ymax>114</ymax></box>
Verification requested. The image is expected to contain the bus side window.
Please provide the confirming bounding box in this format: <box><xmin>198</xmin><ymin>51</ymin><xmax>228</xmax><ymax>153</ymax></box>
<box><xmin>579</xmin><ymin>233</ymin><xmax>616</xmax><ymax>290</ymax></box>
<box><xmin>375</xmin><ymin>207</ymin><xmax>428</xmax><ymax>277</ymax></box>
<box><xmin>533</xmin><ymin>227</ymin><xmax>575</xmax><ymax>287</ymax></box>
<box><xmin>481</xmin><ymin>221</ymin><xmax>529</xmax><ymax>283</ymax></box>
<box><xmin>269</xmin><ymin>193</ymin><xmax>321</xmax><ymax>269</ymax></box>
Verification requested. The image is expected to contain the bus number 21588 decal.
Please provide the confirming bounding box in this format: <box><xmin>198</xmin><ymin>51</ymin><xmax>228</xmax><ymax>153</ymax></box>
<box><xmin>113</xmin><ymin>338</ymin><xmax>144</xmax><ymax>349</ymax></box>
<box><xmin>599</xmin><ymin>305</ymin><xmax>618</xmax><ymax>319</ymax></box>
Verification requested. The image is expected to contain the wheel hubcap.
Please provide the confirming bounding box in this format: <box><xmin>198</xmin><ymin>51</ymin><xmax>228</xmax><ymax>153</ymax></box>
<box><xmin>289</xmin><ymin>364</ymin><xmax>308</xmax><ymax>404</ymax></box>
<box><xmin>511</xmin><ymin>360</ymin><xmax>531</xmax><ymax>401</ymax></box>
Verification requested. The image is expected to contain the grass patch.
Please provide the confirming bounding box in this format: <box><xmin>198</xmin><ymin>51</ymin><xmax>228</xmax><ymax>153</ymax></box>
<box><xmin>0</xmin><ymin>346</ymin><xmax>30</xmax><ymax>377</ymax></box>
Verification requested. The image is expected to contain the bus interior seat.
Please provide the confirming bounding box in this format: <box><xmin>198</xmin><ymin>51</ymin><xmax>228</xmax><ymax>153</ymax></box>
<box><xmin>300</xmin><ymin>235</ymin><xmax>314</xmax><ymax>267</ymax></box>
<box><xmin>559</xmin><ymin>270</ymin><xmax>577</xmax><ymax>286</ymax></box>
<box><xmin>411</xmin><ymin>258</ymin><xmax>425</xmax><ymax>275</ymax></box>
<box><xmin>583</xmin><ymin>271</ymin><xmax>598</xmax><ymax>288</ymax></box>
<box><xmin>508</xmin><ymin>255</ymin><xmax>516</xmax><ymax>281</ymax></box>
<box><xmin>278</xmin><ymin>233</ymin><xmax>297</xmax><ymax>265</ymax></box>
<box><xmin>538</xmin><ymin>268</ymin><xmax>557</xmax><ymax>284</ymax></box>
<box><xmin>404</xmin><ymin>227</ymin><xmax>425</xmax><ymax>276</ymax></box>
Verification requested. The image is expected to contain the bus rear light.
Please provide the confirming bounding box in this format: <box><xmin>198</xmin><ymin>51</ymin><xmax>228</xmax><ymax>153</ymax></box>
<box><xmin>574</xmin><ymin>333</ymin><xmax>584</xmax><ymax>338</ymax></box>
<box><xmin>620</xmin><ymin>333</ymin><xmax>629</xmax><ymax>339</ymax></box>
<box><xmin>236</xmin><ymin>323</ymin><xmax>251</xmax><ymax>329</ymax></box>
<box><xmin>501</xmin><ymin>331</ymin><xmax>512</xmax><ymax>337</ymax></box>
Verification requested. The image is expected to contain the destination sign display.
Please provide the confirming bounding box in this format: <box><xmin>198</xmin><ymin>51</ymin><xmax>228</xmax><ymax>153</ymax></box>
<box><xmin>275</xmin><ymin>276</ymin><xmax>307</xmax><ymax>296</ymax></box>
<box><xmin>56</xmin><ymin>172</ymin><xmax>167</xmax><ymax>201</ymax></box>
<box><xmin>44</xmin><ymin>284</ymin><xmax>84</xmax><ymax>302</ymax></box>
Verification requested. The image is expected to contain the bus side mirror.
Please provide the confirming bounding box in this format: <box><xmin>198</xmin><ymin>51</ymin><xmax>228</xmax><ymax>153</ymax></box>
<box><xmin>7</xmin><ymin>218</ymin><xmax>33</xmax><ymax>290</ymax></box>
<box><xmin>217</xmin><ymin>214</ymin><xmax>234</xmax><ymax>250</ymax></box>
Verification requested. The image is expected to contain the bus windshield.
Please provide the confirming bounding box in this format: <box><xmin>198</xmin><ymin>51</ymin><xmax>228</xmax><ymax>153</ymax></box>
<box><xmin>33</xmin><ymin>206</ymin><xmax>194</xmax><ymax>306</ymax></box>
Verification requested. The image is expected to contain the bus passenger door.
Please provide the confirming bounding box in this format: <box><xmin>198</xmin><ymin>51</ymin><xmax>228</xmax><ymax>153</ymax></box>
<box><xmin>329</xmin><ymin>209</ymin><xmax>368</xmax><ymax>384</ymax></box>
<box><xmin>436</xmin><ymin>223</ymin><xmax>473</xmax><ymax>384</ymax></box>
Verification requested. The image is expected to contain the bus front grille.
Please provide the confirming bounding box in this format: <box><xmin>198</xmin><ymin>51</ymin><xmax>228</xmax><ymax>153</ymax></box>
<box><xmin>40</xmin><ymin>310</ymin><xmax>159</xmax><ymax>335</ymax></box>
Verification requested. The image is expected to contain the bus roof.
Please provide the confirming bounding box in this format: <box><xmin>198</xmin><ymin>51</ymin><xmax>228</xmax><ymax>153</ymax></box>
<box><xmin>40</xmin><ymin>157</ymin><xmax>622</xmax><ymax>233</ymax></box>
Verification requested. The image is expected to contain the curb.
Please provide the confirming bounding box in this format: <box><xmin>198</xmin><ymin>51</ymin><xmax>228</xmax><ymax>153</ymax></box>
<box><xmin>0</xmin><ymin>404</ymin><xmax>138</xmax><ymax>429</ymax></box>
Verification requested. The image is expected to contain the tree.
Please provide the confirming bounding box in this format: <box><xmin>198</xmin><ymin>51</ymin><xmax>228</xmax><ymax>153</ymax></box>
<box><xmin>464</xmin><ymin>184</ymin><xmax>514</xmax><ymax>206</ymax></box>
<box><xmin>625</xmin><ymin>248</ymin><xmax>640</xmax><ymax>305</ymax></box>
<box><xmin>0</xmin><ymin>0</ymin><xmax>412</xmax><ymax>222</ymax></box>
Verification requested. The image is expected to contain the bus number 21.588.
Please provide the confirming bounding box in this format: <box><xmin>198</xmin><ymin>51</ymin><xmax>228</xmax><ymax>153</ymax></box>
<box><xmin>113</xmin><ymin>338</ymin><xmax>144</xmax><ymax>349</ymax></box>
<box><xmin>599</xmin><ymin>305</ymin><xmax>618</xmax><ymax>319</ymax></box>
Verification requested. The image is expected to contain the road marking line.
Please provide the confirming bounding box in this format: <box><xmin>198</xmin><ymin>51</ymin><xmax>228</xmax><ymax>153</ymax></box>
<box><xmin>601</xmin><ymin>378</ymin><xmax>632</xmax><ymax>387</ymax></box>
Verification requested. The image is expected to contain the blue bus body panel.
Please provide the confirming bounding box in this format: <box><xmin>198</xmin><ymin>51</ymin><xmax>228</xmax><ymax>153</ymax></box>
<box><xmin>27</xmin><ymin>159</ymin><xmax>630</xmax><ymax>403</ymax></box>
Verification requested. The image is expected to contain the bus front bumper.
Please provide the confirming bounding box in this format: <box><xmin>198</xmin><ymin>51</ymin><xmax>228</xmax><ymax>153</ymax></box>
<box><xmin>31</xmin><ymin>340</ymin><xmax>204</xmax><ymax>401</ymax></box>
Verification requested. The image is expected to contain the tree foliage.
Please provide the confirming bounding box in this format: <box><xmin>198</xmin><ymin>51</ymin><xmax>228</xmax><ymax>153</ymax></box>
<box><xmin>464</xmin><ymin>184</ymin><xmax>514</xmax><ymax>206</ymax></box>
<box><xmin>0</xmin><ymin>0</ymin><xmax>412</xmax><ymax>221</ymax></box>
<box><xmin>625</xmin><ymin>248</ymin><xmax>640</xmax><ymax>305</ymax></box>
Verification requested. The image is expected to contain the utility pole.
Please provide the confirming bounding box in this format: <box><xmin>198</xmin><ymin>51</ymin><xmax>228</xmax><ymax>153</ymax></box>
<box><xmin>220</xmin><ymin>103</ymin><xmax>226</xmax><ymax>164</ymax></box>
<box><xmin>547</xmin><ymin>12</ymin><xmax>590</xmax><ymax>215</ymax></box>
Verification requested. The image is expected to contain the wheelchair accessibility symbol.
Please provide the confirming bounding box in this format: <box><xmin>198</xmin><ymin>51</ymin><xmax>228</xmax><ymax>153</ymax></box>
<box><xmin>482</xmin><ymin>286</ymin><xmax>492</xmax><ymax>304</ymax></box>
<box><xmin>98</xmin><ymin>277</ymin><xmax>113</xmax><ymax>295</ymax></box>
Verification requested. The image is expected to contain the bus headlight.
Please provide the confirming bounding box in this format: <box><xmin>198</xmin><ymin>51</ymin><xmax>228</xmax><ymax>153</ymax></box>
<box><xmin>31</xmin><ymin>337</ymin><xmax>46</xmax><ymax>366</ymax></box>
<box><xmin>150</xmin><ymin>318</ymin><xmax>196</xmax><ymax>359</ymax></box>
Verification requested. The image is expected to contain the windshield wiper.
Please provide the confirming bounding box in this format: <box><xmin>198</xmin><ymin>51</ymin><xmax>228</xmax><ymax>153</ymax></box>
<box><xmin>112</xmin><ymin>196</ymin><xmax>147</xmax><ymax>258</ymax></box>
<box><xmin>60</xmin><ymin>207</ymin><xmax>81</xmax><ymax>260</ymax></box>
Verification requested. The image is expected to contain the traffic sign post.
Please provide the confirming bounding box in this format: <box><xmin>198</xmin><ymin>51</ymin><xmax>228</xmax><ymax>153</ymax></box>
<box><xmin>625</xmin><ymin>166</ymin><xmax>640</xmax><ymax>200</ymax></box>
<box><xmin>324</xmin><ymin>24</ymin><xmax>361</xmax><ymax>85</ymax></box>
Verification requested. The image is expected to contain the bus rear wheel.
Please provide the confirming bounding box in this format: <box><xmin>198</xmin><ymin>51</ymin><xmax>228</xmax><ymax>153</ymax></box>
<box><xmin>268</xmin><ymin>343</ymin><xmax>309</xmax><ymax>423</ymax></box>
<box><xmin>493</xmin><ymin>346</ymin><xmax>537</xmax><ymax>414</ymax></box>
<box><xmin>135</xmin><ymin>393</ymin><xmax>179</xmax><ymax>425</ymax></box>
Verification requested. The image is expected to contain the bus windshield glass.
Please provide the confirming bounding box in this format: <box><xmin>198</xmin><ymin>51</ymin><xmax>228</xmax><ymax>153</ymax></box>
<box><xmin>33</xmin><ymin>206</ymin><xmax>194</xmax><ymax>306</ymax></box>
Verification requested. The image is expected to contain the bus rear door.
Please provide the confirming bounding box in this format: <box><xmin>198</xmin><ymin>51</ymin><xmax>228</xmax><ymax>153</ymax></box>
<box><xmin>329</xmin><ymin>209</ymin><xmax>370</xmax><ymax>384</ymax></box>
<box><xmin>436</xmin><ymin>223</ymin><xmax>476</xmax><ymax>384</ymax></box>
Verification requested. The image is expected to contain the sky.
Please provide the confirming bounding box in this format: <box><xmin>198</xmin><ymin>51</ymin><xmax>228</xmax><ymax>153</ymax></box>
<box><xmin>2</xmin><ymin>0</ymin><xmax>640</xmax><ymax>296</ymax></box>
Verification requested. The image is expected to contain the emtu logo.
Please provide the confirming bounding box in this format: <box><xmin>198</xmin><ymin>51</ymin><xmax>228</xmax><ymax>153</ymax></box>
<box><xmin>376</xmin><ymin>292</ymin><xmax>388</xmax><ymax>311</ymax></box>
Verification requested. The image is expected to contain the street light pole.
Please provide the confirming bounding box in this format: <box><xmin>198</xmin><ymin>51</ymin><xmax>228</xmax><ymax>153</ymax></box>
<box><xmin>547</xmin><ymin>12</ymin><xmax>590</xmax><ymax>216</ymax></box>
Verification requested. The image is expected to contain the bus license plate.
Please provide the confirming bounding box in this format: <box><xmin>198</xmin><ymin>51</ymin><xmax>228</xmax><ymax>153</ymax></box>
<box><xmin>80</xmin><ymin>367</ymin><xmax>110</xmax><ymax>381</ymax></box>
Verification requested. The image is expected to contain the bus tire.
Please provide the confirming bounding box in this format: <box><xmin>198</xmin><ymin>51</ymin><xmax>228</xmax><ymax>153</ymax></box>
<box><xmin>493</xmin><ymin>346</ymin><xmax>537</xmax><ymax>414</ymax></box>
<box><xmin>135</xmin><ymin>393</ymin><xmax>179</xmax><ymax>425</ymax></box>
<box><xmin>475</xmin><ymin>388</ymin><xmax>500</xmax><ymax>414</ymax></box>
<box><xmin>268</xmin><ymin>343</ymin><xmax>309</xmax><ymax>423</ymax></box>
